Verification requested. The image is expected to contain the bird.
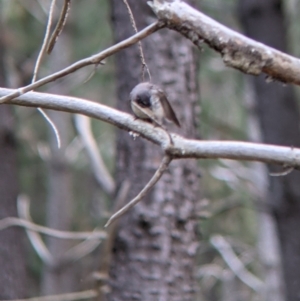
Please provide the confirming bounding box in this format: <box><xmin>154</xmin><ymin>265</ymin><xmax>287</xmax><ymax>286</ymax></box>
<box><xmin>129</xmin><ymin>82</ymin><xmax>181</xmax><ymax>128</ymax></box>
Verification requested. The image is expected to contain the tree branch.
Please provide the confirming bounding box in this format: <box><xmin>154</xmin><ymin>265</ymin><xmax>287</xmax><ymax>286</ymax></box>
<box><xmin>57</xmin><ymin>233</ymin><xmax>102</xmax><ymax>266</ymax></box>
<box><xmin>31</xmin><ymin>0</ymin><xmax>56</xmax><ymax>83</ymax></box>
<box><xmin>122</xmin><ymin>0</ymin><xmax>151</xmax><ymax>81</ymax></box>
<box><xmin>0</xmin><ymin>290</ymin><xmax>97</xmax><ymax>301</ymax></box>
<box><xmin>74</xmin><ymin>114</ymin><xmax>115</xmax><ymax>195</ymax></box>
<box><xmin>105</xmin><ymin>155</ymin><xmax>172</xmax><ymax>227</ymax></box>
<box><xmin>0</xmin><ymin>217</ymin><xmax>106</xmax><ymax>240</ymax></box>
<box><xmin>210</xmin><ymin>235</ymin><xmax>264</xmax><ymax>292</ymax></box>
<box><xmin>0</xmin><ymin>22</ymin><xmax>162</xmax><ymax>104</ymax></box>
<box><xmin>17</xmin><ymin>195</ymin><xmax>53</xmax><ymax>266</ymax></box>
<box><xmin>2</xmin><ymin>88</ymin><xmax>300</xmax><ymax>169</ymax></box>
<box><xmin>31</xmin><ymin>0</ymin><xmax>61</xmax><ymax>148</ymax></box>
<box><xmin>149</xmin><ymin>0</ymin><xmax>300</xmax><ymax>85</ymax></box>
<box><xmin>47</xmin><ymin>0</ymin><xmax>71</xmax><ymax>54</ymax></box>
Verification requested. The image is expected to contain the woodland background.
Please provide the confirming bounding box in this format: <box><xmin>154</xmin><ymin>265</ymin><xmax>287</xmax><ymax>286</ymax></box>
<box><xmin>1</xmin><ymin>0</ymin><xmax>300</xmax><ymax>301</ymax></box>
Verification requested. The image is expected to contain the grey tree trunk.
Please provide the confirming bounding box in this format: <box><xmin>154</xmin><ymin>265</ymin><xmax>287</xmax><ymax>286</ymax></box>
<box><xmin>238</xmin><ymin>1</ymin><xmax>300</xmax><ymax>300</ymax></box>
<box><xmin>108</xmin><ymin>1</ymin><xmax>201</xmax><ymax>301</ymax></box>
<box><xmin>0</xmin><ymin>7</ymin><xmax>27</xmax><ymax>299</ymax></box>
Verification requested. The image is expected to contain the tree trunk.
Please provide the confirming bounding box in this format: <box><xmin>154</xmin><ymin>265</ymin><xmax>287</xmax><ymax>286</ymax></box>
<box><xmin>108</xmin><ymin>1</ymin><xmax>201</xmax><ymax>301</ymax></box>
<box><xmin>0</xmin><ymin>7</ymin><xmax>27</xmax><ymax>299</ymax></box>
<box><xmin>238</xmin><ymin>1</ymin><xmax>300</xmax><ymax>300</ymax></box>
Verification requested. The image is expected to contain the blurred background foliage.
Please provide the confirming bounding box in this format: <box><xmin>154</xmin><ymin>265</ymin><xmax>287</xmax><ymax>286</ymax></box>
<box><xmin>1</xmin><ymin>0</ymin><xmax>300</xmax><ymax>300</ymax></box>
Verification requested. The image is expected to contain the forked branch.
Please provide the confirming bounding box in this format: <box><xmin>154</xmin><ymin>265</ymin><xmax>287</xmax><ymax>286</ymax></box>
<box><xmin>0</xmin><ymin>22</ymin><xmax>162</xmax><ymax>104</ymax></box>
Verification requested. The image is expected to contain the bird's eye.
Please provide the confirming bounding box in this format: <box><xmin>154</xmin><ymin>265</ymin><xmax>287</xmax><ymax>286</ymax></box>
<box><xmin>136</xmin><ymin>96</ymin><xmax>143</xmax><ymax>105</ymax></box>
<box><xmin>136</xmin><ymin>94</ymin><xmax>150</xmax><ymax>107</ymax></box>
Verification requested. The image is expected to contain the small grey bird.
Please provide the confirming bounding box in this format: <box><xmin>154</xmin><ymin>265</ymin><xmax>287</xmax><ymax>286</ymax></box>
<box><xmin>130</xmin><ymin>82</ymin><xmax>180</xmax><ymax>128</ymax></box>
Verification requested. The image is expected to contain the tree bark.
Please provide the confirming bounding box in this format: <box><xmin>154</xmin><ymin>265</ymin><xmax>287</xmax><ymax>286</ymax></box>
<box><xmin>0</xmin><ymin>6</ymin><xmax>27</xmax><ymax>298</ymax></box>
<box><xmin>238</xmin><ymin>1</ymin><xmax>300</xmax><ymax>300</ymax></box>
<box><xmin>108</xmin><ymin>1</ymin><xmax>201</xmax><ymax>301</ymax></box>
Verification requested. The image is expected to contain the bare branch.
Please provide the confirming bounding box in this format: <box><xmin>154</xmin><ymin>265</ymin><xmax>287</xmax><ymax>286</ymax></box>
<box><xmin>2</xmin><ymin>88</ymin><xmax>300</xmax><ymax>169</ymax></box>
<box><xmin>269</xmin><ymin>165</ymin><xmax>294</xmax><ymax>177</ymax></box>
<box><xmin>31</xmin><ymin>0</ymin><xmax>61</xmax><ymax>148</ymax></box>
<box><xmin>31</xmin><ymin>0</ymin><xmax>56</xmax><ymax>83</ymax></box>
<box><xmin>0</xmin><ymin>22</ymin><xmax>162</xmax><ymax>104</ymax></box>
<box><xmin>0</xmin><ymin>290</ymin><xmax>97</xmax><ymax>301</ymax></box>
<box><xmin>58</xmin><ymin>230</ymin><xmax>103</xmax><ymax>265</ymax></box>
<box><xmin>47</xmin><ymin>0</ymin><xmax>71</xmax><ymax>54</ymax></box>
<box><xmin>149</xmin><ymin>0</ymin><xmax>300</xmax><ymax>85</ymax></box>
<box><xmin>0</xmin><ymin>217</ymin><xmax>106</xmax><ymax>240</ymax></box>
<box><xmin>74</xmin><ymin>114</ymin><xmax>115</xmax><ymax>195</ymax></box>
<box><xmin>37</xmin><ymin>107</ymin><xmax>61</xmax><ymax>148</ymax></box>
<box><xmin>17</xmin><ymin>195</ymin><xmax>53</xmax><ymax>266</ymax></box>
<box><xmin>122</xmin><ymin>0</ymin><xmax>151</xmax><ymax>81</ymax></box>
<box><xmin>17</xmin><ymin>195</ymin><xmax>104</xmax><ymax>267</ymax></box>
<box><xmin>105</xmin><ymin>155</ymin><xmax>172</xmax><ymax>227</ymax></box>
<box><xmin>210</xmin><ymin>235</ymin><xmax>264</xmax><ymax>292</ymax></box>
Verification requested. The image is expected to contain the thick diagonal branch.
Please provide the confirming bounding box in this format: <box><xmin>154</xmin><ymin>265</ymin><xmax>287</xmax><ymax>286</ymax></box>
<box><xmin>149</xmin><ymin>0</ymin><xmax>300</xmax><ymax>85</ymax></box>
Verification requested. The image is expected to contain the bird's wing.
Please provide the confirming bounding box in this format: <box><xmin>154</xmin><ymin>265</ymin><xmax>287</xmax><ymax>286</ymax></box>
<box><xmin>158</xmin><ymin>90</ymin><xmax>181</xmax><ymax>127</ymax></box>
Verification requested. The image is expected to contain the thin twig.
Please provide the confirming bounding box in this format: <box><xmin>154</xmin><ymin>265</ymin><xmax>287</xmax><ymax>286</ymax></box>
<box><xmin>0</xmin><ymin>22</ymin><xmax>162</xmax><ymax>104</ymax></box>
<box><xmin>31</xmin><ymin>0</ymin><xmax>61</xmax><ymax>148</ymax></box>
<box><xmin>17</xmin><ymin>195</ymin><xmax>53</xmax><ymax>265</ymax></box>
<box><xmin>37</xmin><ymin>108</ymin><xmax>61</xmax><ymax>148</ymax></box>
<box><xmin>47</xmin><ymin>0</ymin><xmax>71</xmax><ymax>54</ymax></box>
<box><xmin>0</xmin><ymin>290</ymin><xmax>97</xmax><ymax>301</ymax></box>
<box><xmin>31</xmin><ymin>0</ymin><xmax>56</xmax><ymax>83</ymax></box>
<box><xmin>13</xmin><ymin>196</ymin><xmax>105</xmax><ymax>267</ymax></box>
<box><xmin>0</xmin><ymin>217</ymin><xmax>106</xmax><ymax>240</ymax></box>
<box><xmin>82</xmin><ymin>61</ymin><xmax>105</xmax><ymax>84</ymax></box>
<box><xmin>122</xmin><ymin>0</ymin><xmax>151</xmax><ymax>81</ymax></box>
<box><xmin>210</xmin><ymin>235</ymin><xmax>264</xmax><ymax>292</ymax></box>
<box><xmin>58</xmin><ymin>229</ymin><xmax>103</xmax><ymax>265</ymax></box>
<box><xmin>74</xmin><ymin>114</ymin><xmax>115</xmax><ymax>195</ymax></box>
<box><xmin>17</xmin><ymin>195</ymin><xmax>104</xmax><ymax>267</ymax></box>
<box><xmin>269</xmin><ymin>165</ymin><xmax>294</xmax><ymax>177</ymax></box>
<box><xmin>105</xmin><ymin>155</ymin><xmax>172</xmax><ymax>227</ymax></box>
